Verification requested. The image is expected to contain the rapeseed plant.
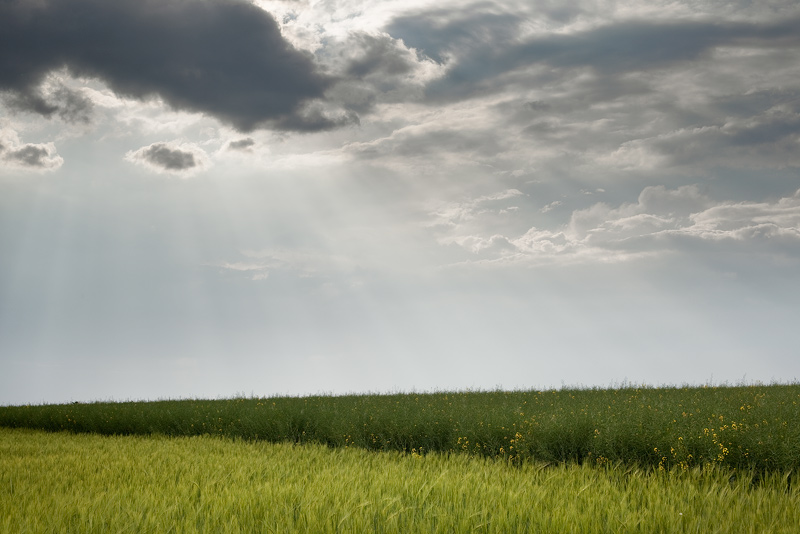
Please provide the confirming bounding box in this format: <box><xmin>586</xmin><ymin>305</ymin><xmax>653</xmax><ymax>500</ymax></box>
<box><xmin>1</xmin><ymin>384</ymin><xmax>799</xmax><ymax>472</ymax></box>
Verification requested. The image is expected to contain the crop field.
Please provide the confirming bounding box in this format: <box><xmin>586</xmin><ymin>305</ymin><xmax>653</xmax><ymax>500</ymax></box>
<box><xmin>2</xmin><ymin>427</ymin><xmax>800</xmax><ymax>533</ymax></box>
<box><xmin>2</xmin><ymin>384</ymin><xmax>799</xmax><ymax>471</ymax></box>
<box><xmin>2</xmin><ymin>385</ymin><xmax>800</xmax><ymax>532</ymax></box>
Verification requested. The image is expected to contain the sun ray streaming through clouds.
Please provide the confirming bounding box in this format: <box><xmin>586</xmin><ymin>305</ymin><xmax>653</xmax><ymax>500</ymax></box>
<box><xmin>2</xmin><ymin>0</ymin><xmax>800</xmax><ymax>403</ymax></box>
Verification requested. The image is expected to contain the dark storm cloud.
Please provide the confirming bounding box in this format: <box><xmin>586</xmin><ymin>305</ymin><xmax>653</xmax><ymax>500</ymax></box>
<box><xmin>388</xmin><ymin>10</ymin><xmax>800</xmax><ymax>102</ymax></box>
<box><xmin>0</xmin><ymin>0</ymin><xmax>336</xmax><ymax>132</ymax></box>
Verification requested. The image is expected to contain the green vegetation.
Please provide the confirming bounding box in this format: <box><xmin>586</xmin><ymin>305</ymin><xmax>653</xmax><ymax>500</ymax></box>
<box><xmin>2</xmin><ymin>384</ymin><xmax>799</xmax><ymax>472</ymax></box>
<box><xmin>2</xmin><ymin>427</ymin><xmax>799</xmax><ymax>533</ymax></box>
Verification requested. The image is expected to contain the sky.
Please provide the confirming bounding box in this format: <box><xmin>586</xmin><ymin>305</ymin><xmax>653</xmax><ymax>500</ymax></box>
<box><xmin>1</xmin><ymin>0</ymin><xmax>799</xmax><ymax>405</ymax></box>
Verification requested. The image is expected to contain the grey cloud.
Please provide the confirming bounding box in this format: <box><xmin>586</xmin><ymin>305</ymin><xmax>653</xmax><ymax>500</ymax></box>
<box><xmin>516</xmin><ymin>22</ymin><xmax>721</xmax><ymax>73</ymax></box>
<box><xmin>227</xmin><ymin>138</ymin><xmax>256</xmax><ymax>151</ymax></box>
<box><xmin>644</xmin><ymin>114</ymin><xmax>800</xmax><ymax>169</ymax></box>
<box><xmin>1</xmin><ymin>143</ymin><xmax>64</xmax><ymax>170</ymax></box>
<box><xmin>0</xmin><ymin>0</ymin><xmax>337</xmax><ymax>132</ymax></box>
<box><xmin>3</xmin><ymin>91</ymin><xmax>59</xmax><ymax>117</ymax></box>
<box><xmin>726</xmin><ymin>116</ymin><xmax>800</xmax><ymax>148</ymax></box>
<box><xmin>125</xmin><ymin>142</ymin><xmax>208</xmax><ymax>174</ymax></box>
<box><xmin>4</xmin><ymin>82</ymin><xmax>93</xmax><ymax>124</ymax></box>
<box><xmin>50</xmin><ymin>84</ymin><xmax>94</xmax><ymax>124</ymax></box>
<box><xmin>7</xmin><ymin>145</ymin><xmax>50</xmax><ymax>167</ymax></box>
<box><xmin>346</xmin><ymin>126</ymin><xmax>504</xmax><ymax>162</ymax></box>
<box><xmin>319</xmin><ymin>32</ymin><xmax>430</xmax><ymax>116</ymax></box>
<box><xmin>712</xmin><ymin>89</ymin><xmax>800</xmax><ymax>119</ymax></box>
<box><xmin>141</xmin><ymin>145</ymin><xmax>196</xmax><ymax>171</ymax></box>
<box><xmin>388</xmin><ymin>9</ymin><xmax>800</xmax><ymax>103</ymax></box>
<box><xmin>345</xmin><ymin>33</ymin><xmax>416</xmax><ymax>79</ymax></box>
<box><xmin>525</xmin><ymin>101</ymin><xmax>551</xmax><ymax>112</ymax></box>
<box><xmin>387</xmin><ymin>8</ymin><xmax>520</xmax><ymax>65</ymax></box>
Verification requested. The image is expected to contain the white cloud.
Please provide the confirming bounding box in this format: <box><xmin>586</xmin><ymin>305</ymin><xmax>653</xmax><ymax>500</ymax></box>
<box><xmin>540</xmin><ymin>200</ymin><xmax>562</xmax><ymax>212</ymax></box>
<box><xmin>437</xmin><ymin>185</ymin><xmax>800</xmax><ymax>265</ymax></box>
<box><xmin>426</xmin><ymin>189</ymin><xmax>525</xmax><ymax>229</ymax></box>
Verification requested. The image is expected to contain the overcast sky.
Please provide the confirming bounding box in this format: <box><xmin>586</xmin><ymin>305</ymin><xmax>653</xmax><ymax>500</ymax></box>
<box><xmin>2</xmin><ymin>0</ymin><xmax>799</xmax><ymax>405</ymax></box>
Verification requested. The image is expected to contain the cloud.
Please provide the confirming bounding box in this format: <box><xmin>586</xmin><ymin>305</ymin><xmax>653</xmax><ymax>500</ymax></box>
<box><xmin>227</xmin><ymin>138</ymin><xmax>256</xmax><ymax>152</ymax></box>
<box><xmin>318</xmin><ymin>31</ymin><xmax>441</xmax><ymax>116</ymax></box>
<box><xmin>427</xmin><ymin>189</ymin><xmax>525</xmax><ymax>229</ymax></box>
<box><xmin>344</xmin><ymin>121</ymin><xmax>505</xmax><ymax>166</ymax></box>
<box><xmin>0</xmin><ymin>128</ymin><xmax>63</xmax><ymax>171</ymax></box>
<box><xmin>343</xmin><ymin>33</ymin><xmax>417</xmax><ymax>80</ymax></box>
<box><xmin>387</xmin><ymin>7</ymin><xmax>800</xmax><ymax>103</ymax></box>
<box><xmin>125</xmin><ymin>142</ymin><xmax>209</xmax><ymax>175</ymax></box>
<box><xmin>387</xmin><ymin>8</ymin><xmax>521</xmax><ymax>66</ymax></box>
<box><xmin>3</xmin><ymin>75</ymin><xmax>94</xmax><ymax>124</ymax></box>
<box><xmin>0</xmin><ymin>0</ymin><xmax>339</xmax><ymax>132</ymax></box>
<box><xmin>649</xmin><ymin>112</ymin><xmax>800</xmax><ymax>169</ymax></box>
<box><xmin>540</xmin><ymin>200</ymin><xmax>562</xmax><ymax>213</ymax></box>
<box><xmin>3</xmin><ymin>144</ymin><xmax>64</xmax><ymax>170</ymax></box>
<box><xmin>352</xmin><ymin>3</ymin><xmax>800</xmax><ymax>184</ymax></box>
<box><xmin>434</xmin><ymin>185</ymin><xmax>800</xmax><ymax>266</ymax></box>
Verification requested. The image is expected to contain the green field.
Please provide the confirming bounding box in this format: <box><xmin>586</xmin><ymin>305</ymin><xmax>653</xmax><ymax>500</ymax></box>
<box><xmin>2</xmin><ymin>427</ymin><xmax>799</xmax><ymax>533</ymax></box>
<box><xmin>2</xmin><ymin>384</ymin><xmax>799</xmax><ymax>471</ymax></box>
<box><xmin>3</xmin><ymin>385</ymin><xmax>800</xmax><ymax>532</ymax></box>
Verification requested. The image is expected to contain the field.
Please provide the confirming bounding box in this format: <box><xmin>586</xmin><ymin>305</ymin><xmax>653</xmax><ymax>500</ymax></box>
<box><xmin>2</xmin><ymin>384</ymin><xmax>799</xmax><ymax>471</ymax></box>
<box><xmin>2</xmin><ymin>427</ymin><xmax>800</xmax><ymax>533</ymax></box>
<box><xmin>2</xmin><ymin>384</ymin><xmax>800</xmax><ymax>532</ymax></box>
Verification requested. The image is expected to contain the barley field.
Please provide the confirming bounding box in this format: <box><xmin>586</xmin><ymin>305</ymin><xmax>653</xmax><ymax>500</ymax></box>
<box><xmin>2</xmin><ymin>427</ymin><xmax>799</xmax><ymax>533</ymax></box>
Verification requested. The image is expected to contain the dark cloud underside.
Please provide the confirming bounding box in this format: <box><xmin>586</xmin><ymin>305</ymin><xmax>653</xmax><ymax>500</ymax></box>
<box><xmin>0</xmin><ymin>0</ymin><xmax>335</xmax><ymax>131</ymax></box>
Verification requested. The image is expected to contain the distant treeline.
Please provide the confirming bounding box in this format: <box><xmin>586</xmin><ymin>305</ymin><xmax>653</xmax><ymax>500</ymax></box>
<box><xmin>2</xmin><ymin>385</ymin><xmax>799</xmax><ymax>472</ymax></box>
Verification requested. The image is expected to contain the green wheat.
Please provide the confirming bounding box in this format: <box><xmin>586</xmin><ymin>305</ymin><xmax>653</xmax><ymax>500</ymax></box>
<box><xmin>2</xmin><ymin>428</ymin><xmax>799</xmax><ymax>533</ymax></box>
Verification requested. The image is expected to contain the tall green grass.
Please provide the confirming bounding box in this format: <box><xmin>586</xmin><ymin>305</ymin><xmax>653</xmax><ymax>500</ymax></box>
<box><xmin>2</xmin><ymin>428</ymin><xmax>799</xmax><ymax>533</ymax></box>
<box><xmin>2</xmin><ymin>384</ymin><xmax>799</xmax><ymax>471</ymax></box>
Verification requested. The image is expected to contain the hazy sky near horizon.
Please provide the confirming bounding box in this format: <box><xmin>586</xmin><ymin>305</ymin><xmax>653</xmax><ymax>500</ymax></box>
<box><xmin>2</xmin><ymin>0</ymin><xmax>800</xmax><ymax>405</ymax></box>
